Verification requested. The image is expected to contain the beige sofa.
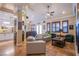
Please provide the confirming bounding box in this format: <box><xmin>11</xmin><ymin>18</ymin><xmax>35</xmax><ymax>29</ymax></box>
<box><xmin>35</xmin><ymin>34</ymin><xmax>51</xmax><ymax>42</ymax></box>
<box><xmin>27</xmin><ymin>40</ymin><xmax>46</xmax><ymax>55</ymax></box>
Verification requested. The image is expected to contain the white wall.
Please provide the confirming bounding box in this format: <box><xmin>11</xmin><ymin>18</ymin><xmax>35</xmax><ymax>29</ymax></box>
<box><xmin>0</xmin><ymin>11</ymin><xmax>17</xmax><ymax>41</ymax></box>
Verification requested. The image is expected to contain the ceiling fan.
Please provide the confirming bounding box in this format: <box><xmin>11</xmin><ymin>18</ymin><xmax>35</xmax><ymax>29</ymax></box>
<box><xmin>46</xmin><ymin>5</ymin><xmax>55</xmax><ymax>16</ymax></box>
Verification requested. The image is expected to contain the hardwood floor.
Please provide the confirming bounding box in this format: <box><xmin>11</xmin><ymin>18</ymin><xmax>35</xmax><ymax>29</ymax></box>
<box><xmin>0</xmin><ymin>40</ymin><xmax>14</xmax><ymax>56</ymax></box>
<box><xmin>46</xmin><ymin>41</ymin><xmax>76</xmax><ymax>56</ymax></box>
<box><xmin>0</xmin><ymin>40</ymin><xmax>76</xmax><ymax>56</ymax></box>
<box><xmin>15</xmin><ymin>41</ymin><xmax>27</xmax><ymax>56</ymax></box>
<box><xmin>0</xmin><ymin>40</ymin><xmax>27</xmax><ymax>56</ymax></box>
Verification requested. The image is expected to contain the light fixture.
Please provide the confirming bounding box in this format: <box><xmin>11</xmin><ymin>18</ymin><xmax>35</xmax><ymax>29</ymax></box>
<box><xmin>3</xmin><ymin>22</ymin><xmax>10</xmax><ymax>24</ymax></box>
<box><xmin>62</xmin><ymin>11</ymin><xmax>66</xmax><ymax>14</ymax></box>
<box><xmin>47</xmin><ymin>13</ymin><xmax>50</xmax><ymax>16</ymax></box>
<box><xmin>46</xmin><ymin>5</ymin><xmax>50</xmax><ymax>16</ymax></box>
<box><xmin>46</xmin><ymin>5</ymin><xmax>54</xmax><ymax>17</ymax></box>
<box><xmin>26</xmin><ymin>16</ymin><xmax>28</xmax><ymax>19</ymax></box>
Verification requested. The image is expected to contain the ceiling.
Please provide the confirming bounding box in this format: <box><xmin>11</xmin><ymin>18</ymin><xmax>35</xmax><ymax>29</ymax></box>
<box><xmin>0</xmin><ymin>3</ymin><xmax>76</xmax><ymax>24</ymax></box>
<box><xmin>26</xmin><ymin>3</ymin><xmax>76</xmax><ymax>24</ymax></box>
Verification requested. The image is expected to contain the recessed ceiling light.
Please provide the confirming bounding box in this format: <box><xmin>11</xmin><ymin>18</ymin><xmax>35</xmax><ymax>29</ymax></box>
<box><xmin>62</xmin><ymin>11</ymin><xmax>66</xmax><ymax>14</ymax></box>
<box><xmin>47</xmin><ymin>13</ymin><xmax>50</xmax><ymax>16</ymax></box>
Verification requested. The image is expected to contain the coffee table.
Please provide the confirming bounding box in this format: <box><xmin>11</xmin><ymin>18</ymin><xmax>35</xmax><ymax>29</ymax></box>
<box><xmin>52</xmin><ymin>37</ymin><xmax>65</xmax><ymax>48</ymax></box>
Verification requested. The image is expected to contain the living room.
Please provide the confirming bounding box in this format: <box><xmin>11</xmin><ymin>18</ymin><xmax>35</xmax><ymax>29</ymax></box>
<box><xmin>24</xmin><ymin>3</ymin><xmax>76</xmax><ymax>56</ymax></box>
<box><xmin>0</xmin><ymin>3</ymin><xmax>77</xmax><ymax>56</ymax></box>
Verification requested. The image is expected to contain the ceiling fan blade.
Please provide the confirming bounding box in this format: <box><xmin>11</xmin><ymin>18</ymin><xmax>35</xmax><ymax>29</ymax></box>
<box><xmin>49</xmin><ymin>11</ymin><xmax>54</xmax><ymax>16</ymax></box>
<box><xmin>51</xmin><ymin>11</ymin><xmax>55</xmax><ymax>13</ymax></box>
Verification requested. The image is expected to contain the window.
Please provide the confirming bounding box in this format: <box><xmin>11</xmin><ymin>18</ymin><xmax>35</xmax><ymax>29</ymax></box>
<box><xmin>52</xmin><ymin>23</ymin><xmax>56</xmax><ymax>32</ymax></box>
<box><xmin>36</xmin><ymin>24</ymin><xmax>42</xmax><ymax>34</ymax></box>
<box><xmin>55</xmin><ymin>22</ymin><xmax>60</xmax><ymax>32</ymax></box>
<box><xmin>43</xmin><ymin>25</ymin><xmax>45</xmax><ymax>30</ymax></box>
<box><xmin>62</xmin><ymin>21</ymin><xmax>68</xmax><ymax>33</ymax></box>
<box><xmin>31</xmin><ymin>24</ymin><xmax>35</xmax><ymax>31</ymax></box>
<box><xmin>47</xmin><ymin>23</ymin><xmax>50</xmax><ymax>32</ymax></box>
<box><xmin>52</xmin><ymin>22</ymin><xmax>60</xmax><ymax>32</ymax></box>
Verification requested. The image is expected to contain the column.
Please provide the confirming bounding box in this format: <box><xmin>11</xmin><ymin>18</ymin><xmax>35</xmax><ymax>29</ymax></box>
<box><xmin>16</xmin><ymin>6</ymin><xmax>23</xmax><ymax>45</ymax></box>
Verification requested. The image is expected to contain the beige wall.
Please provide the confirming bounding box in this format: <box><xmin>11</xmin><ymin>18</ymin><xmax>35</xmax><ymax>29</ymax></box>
<box><xmin>46</xmin><ymin>16</ymin><xmax>76</xmax><ymax>35</ymax></box>
<box><xmin>31</xmin><ymin>16</ymin><xmax>76</xmax><ymax>36</ymax></box>
<box><xmin>30</xmin><ymin>15</ymin><xmax>76</xmax><ymax>37</ymax></box>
